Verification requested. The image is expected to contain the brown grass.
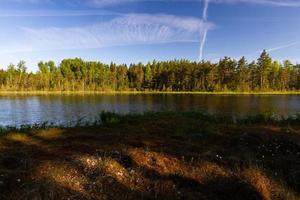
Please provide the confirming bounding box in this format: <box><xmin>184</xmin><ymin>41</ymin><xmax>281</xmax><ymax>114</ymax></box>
<box><xmin>242</xmin><ymin>168</ymin><xmax>272</xmax><ymax>200</ymax></box>
<box><xmin>0</xmin><ymin>114</ymin><xmax>300</xmax><ymax>199</ymax></box>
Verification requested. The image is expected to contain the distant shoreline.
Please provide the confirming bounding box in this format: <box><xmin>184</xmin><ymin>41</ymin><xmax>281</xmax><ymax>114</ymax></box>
<box><xmin>0</xmin><ymin>91</ymin><xmax>300</xmax><ymax>95</ymax></box>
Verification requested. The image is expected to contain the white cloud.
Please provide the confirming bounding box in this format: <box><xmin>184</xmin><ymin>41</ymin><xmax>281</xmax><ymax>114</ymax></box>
<box><xmin>0</xmin><ymin>14</ymin><xmax>214</xmax><ymax>54</ymax></box>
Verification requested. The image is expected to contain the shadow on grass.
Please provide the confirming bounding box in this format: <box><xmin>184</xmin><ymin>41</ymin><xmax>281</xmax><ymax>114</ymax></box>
<box><xmin>0</xmin><ymin>113</ymin><xmax>299</xmax><ymax>199</ymax></box>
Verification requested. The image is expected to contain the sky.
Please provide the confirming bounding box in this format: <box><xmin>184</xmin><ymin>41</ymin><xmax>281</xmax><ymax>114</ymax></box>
<box><xmin>0</xmin><ymin>0</ymin><xmax>300</xmax><ymax>71</ymax></box>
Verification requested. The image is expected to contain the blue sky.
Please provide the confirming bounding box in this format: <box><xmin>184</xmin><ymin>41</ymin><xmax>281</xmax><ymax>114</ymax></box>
<box><xmin>0</xmin><ymin>0</ymin><xmax>300</xmax><ymax>71</ymax></box>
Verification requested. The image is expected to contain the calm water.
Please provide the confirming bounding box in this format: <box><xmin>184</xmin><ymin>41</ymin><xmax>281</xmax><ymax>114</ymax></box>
<box><xmin>0</xmin><ymin>94</ymin><xmax>299</xmax><ymax>126</ymax></box>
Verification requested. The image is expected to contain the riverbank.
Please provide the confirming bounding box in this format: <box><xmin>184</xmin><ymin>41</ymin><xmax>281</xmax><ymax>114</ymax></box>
<box><xmin>0</xmin><ymin>90</ymin><xmax>300</xmax><ymax>95</ymax></box>
<box><xmin>0</xmin><ymin>112</ymin><xmax>300</xmax><ymax>199</ymax></box>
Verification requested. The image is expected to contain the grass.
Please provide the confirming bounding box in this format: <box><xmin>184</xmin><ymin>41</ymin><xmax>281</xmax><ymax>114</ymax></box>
<box><xmin>0</xmin><ymin>112</ymin><xmax>300</xmax><ymax>199</ymax></box>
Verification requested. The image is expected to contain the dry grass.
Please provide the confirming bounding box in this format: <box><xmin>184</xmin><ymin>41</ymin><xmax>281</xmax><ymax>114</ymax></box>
<box><xmin>0</xmin><ymin>113</ymin><xmax>300</xmax><ymax>199</ymax></box>
<box><xmin>242</xmin><ymin>168</ymin><xmax>272</xmax><ymax>200</ymax></box>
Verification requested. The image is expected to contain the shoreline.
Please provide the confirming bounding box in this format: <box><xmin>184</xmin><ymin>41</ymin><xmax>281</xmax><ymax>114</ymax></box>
<box><xmin>0</xmin><ymin>90</ymin><xmax>300</xmax><ymax>95</ymax></box>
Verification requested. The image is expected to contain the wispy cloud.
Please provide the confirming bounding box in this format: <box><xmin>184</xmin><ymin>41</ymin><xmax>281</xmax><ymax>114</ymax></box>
<box><xmin>0</xmin><ymin>10</ymin><xmax>121</xmax><ymax>17</ymax></box>
<box><xmin>266</xmin><ymin>42</ymin><xmax>298</xmax><ymax>52</ymax></box>
<box><xmin>241</xmin><ymin>41</ymin><xmax>299</xmax><ymax>59</ymax></box>
<box><xmin>212</xmin><ymin>0</ymin><xmax>300</xmax><ymax>7</ymax></box>
<box><xmin>0</xmin><ymin>14</ymin><xmax>214</xmax><ymax>54</ymax></box>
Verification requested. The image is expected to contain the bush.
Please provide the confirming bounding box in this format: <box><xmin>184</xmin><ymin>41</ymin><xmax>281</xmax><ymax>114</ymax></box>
<box><xmin>100</xmin><ymin>112</ymin><xmax>123</xmax><ymax>125</ymax></box>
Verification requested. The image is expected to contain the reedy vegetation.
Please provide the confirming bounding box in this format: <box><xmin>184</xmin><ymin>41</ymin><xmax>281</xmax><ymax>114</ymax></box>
<box><xmin>0</xmin><ymin>111</ymin><xmax>300</xmax><ymax>136</ymax></box>
<box><xmin>0</xmin><ymin>50</ymin><xmax>300</xmax><ymax>92</ymax></box>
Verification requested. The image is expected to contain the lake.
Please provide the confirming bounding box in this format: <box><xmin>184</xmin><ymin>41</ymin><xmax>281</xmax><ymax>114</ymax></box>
<box><xmin>0</xmin><ymin>94</ymin><xmax>299</xmax><ymax>126</ymax></box>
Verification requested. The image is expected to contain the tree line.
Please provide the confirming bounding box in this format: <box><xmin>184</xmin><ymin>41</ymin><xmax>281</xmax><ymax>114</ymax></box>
<box><xmin>0</xmin><ymin>50</ymin><xmax>299</xmax><ymax>92</ymax></box>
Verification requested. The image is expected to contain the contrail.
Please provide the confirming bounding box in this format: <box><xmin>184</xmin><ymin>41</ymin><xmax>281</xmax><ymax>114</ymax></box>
<box><xmin>199</xmin><ymin>0</ymin><xmax>209</xmax><ymax>61</ymax></box>
<box><xmin>266</xmin><ymin>42</ymin><xmax>298</xmax><ymax>52</ymax></box>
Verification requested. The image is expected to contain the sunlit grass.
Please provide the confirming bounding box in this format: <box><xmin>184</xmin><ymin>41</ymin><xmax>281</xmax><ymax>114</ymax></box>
<box><xmin>35</xmin><ymin>128</ymin><xmax>64</xmax><ymax>140</ymax></box>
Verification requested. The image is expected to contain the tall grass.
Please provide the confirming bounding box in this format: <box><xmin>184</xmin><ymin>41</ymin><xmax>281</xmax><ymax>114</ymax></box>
<box><xmin>0</xmin><ymin>111</ymin><xmax>299</xmax><ymax>136</ymax></box>
<box><xmin>99</xmin><ymin>111</ymin><xmax>300</xmax><ymax>125</ymax></box>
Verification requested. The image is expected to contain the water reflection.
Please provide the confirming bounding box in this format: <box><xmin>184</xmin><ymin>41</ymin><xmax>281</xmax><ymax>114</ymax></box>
<box><xmin>0</xmin><ymin>94</ymin><xmax>299</xmax><ymax>126</ymax></box>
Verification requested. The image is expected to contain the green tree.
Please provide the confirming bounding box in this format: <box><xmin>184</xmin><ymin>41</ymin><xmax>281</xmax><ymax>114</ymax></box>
<box><xmin>257</xmin><ymin>50</ymin><xmax>272</xmax><ymax>90</ymax></box>
<box><xmin>144</xmin><ymin>63</ymin><xmax>153</xmax><ymax>90</ymax></box>
<box><xmin>236</xmin><ymin>57</ymin><xmax>250</xmax><ymax>91</ymax></box>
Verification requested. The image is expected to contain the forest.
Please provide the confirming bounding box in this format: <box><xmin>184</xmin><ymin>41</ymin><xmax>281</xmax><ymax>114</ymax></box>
<box><xmin>0</xmin><ymin>50</ymin><xmax>299</xmax><ymax>92</ymax></box>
